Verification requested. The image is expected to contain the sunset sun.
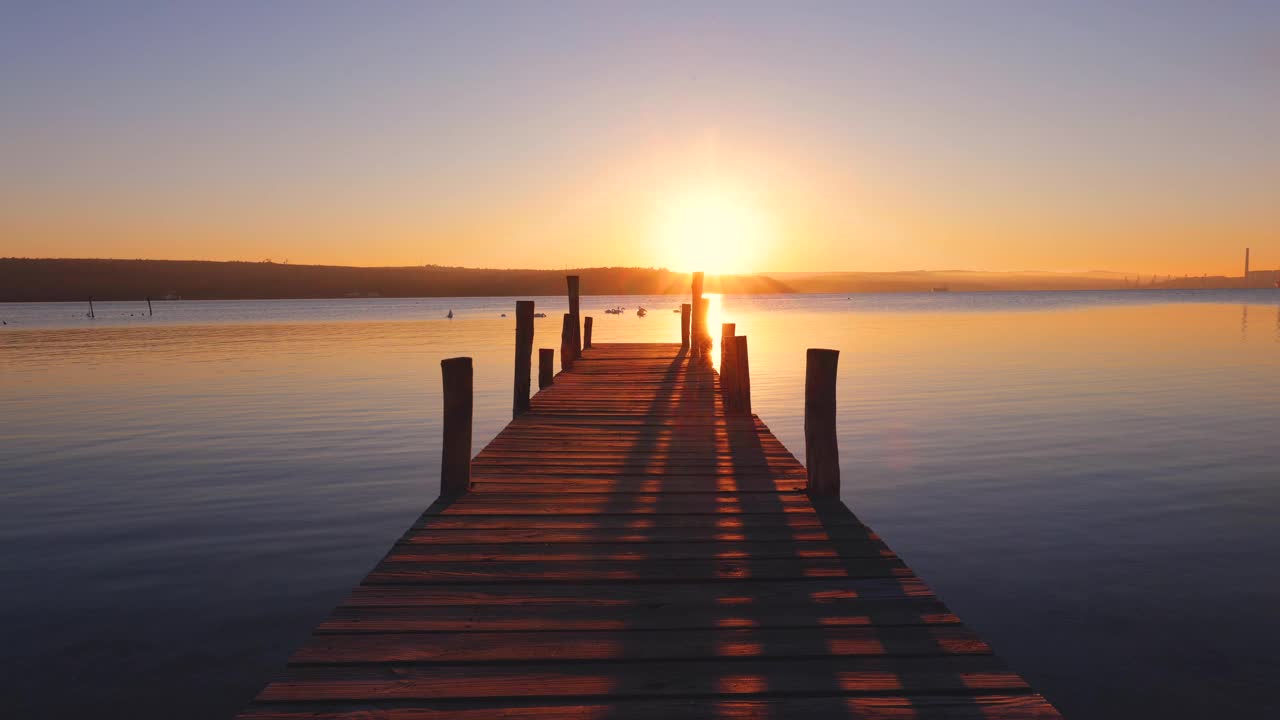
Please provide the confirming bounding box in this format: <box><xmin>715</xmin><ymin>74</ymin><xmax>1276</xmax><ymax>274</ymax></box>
<box><xmin>651</xmin><ymin>183</ymin><xmax>775</xmax><ymax>275</ymax></box>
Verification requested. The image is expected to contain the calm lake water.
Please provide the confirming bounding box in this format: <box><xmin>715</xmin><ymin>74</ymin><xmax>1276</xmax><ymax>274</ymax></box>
<box><xmin>2</xmin><ymin>290</ymin><xmax>1278</xmax><ymax>718</ymax></box>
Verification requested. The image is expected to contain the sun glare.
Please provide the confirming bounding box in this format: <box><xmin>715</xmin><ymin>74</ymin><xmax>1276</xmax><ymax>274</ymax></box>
<box><xmin>652</xmin><ymin>184</ymin><xmax>774</xmax><ymax>275</ymax></box>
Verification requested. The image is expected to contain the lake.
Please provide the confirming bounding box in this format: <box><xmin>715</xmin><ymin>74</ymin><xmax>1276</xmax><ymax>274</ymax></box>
<box><xmin>2</xmin><ymin>290</ymin><xmax>1278</xmax><ymax>718</ymax></box>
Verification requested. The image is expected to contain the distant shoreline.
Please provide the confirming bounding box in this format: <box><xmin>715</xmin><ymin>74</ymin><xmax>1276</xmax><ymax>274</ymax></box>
<box><xmin>2</xmin><ymin>258</ymin><xmax>1272</xmax><ymax>302</ymax></box>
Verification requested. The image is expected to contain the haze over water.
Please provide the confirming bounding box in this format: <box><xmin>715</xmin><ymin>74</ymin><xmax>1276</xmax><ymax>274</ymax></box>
<box><xmin>2</xmin><ymin>290</ymin><xmax>1278</xmax><ymax>718</ymax></box>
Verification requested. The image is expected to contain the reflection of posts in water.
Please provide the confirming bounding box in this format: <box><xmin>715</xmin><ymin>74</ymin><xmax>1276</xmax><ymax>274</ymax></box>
<box><xmin>538</xmin><ymin>348</ymin><xmax>554</xmax><ymax>390</ymax></box>
<box><xmin>513</xmin><ymin>301</ymin><xmax>534</xmax><ymax>418</ymax></box>
<box><xmin>440</xmin><ymin>356</ymin><xmax>473</xmax><ymax>498</ymax></box>
<box><xmin>805</xmin><ymin>348</ymin><xmax>840</xmax><ymax>497</ymax></box>
<box><xmin>1241</xmin><ymin>305</ymin><xmax>1249</xmax><ymax>340</ymax></box>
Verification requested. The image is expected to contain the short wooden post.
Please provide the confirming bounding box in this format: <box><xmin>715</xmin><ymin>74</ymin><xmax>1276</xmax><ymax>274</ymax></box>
<box><xmin>440</xmin><ymin>357</ymin><xmax>473</xmax><ymax>498</ymax></box>
<box><xmin>805</xmin><ymin>348</ymin><xmax>840</xmax><ymax>497</ymax></box>
<box><xmin>560</xmin><ymin>313</ymin><xmax>575</xmax><ymax>372</ymax></box>
<box><xmin>583</xmin><ymin>316</ymin><xmax>593</xmax><ymax>350</ymax></box>
<box><xmin>566</xmin><ymin>275</ymin><xmax>581</xmax><ymax>356</ymax></box>
<box><xmin>513</xmin><ymin>301</ymin><xmax>534</xmax><ymax>418</ymax></box>
<box><xmin>732</xmin><ymin>335</ymin><xmax>751</xmax><ymax>415</ymax></box>
<box><xmin>538</xmin><ymin>348</ymin><xmax>554</xmax><ymax>389</ymax></box>
<box><xmin>720</xmin><ymin>323</ymin><xmax>735</xmax><ymax>369</ymax></box>
<box><xmin>680</xmin><ymin>303</ymin><xmax>691</xmax><ymax>350</ymax></box>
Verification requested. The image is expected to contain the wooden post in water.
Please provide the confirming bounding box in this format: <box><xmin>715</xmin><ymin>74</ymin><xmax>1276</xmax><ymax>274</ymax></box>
<box><xmin>731</xmin><ymin>335</ymin><xmax>751</xmax><ymax>415</ymax></box>
<box><xmin>513</xmin><ymin>301</ymin><xmax>535</xmax><ymax>418</ymax></box>
<box><xmin>440</xmin><ymin>357</ymin><xmax>473</xmax><ymax>498</ymax></box>
<box><xmin>804</xmin><ymin>348</ymin><xmax>840</xmax><ymax>497</ymax></box>
<box><xmin>146</xmin><ymin>297</ymin><xmax>153</xmax><ymax>317</ymax></box>
<box><xmin>566</xmin><ymin>275</ymin><xmax>581</xmax><ymax>357</ymax></box>
<box><xmin>560</xmin><ymin>314</ymin><xmax>575</xmax><ymax>372</ymax></box>
<box><xmin>88</xmin><ymin>297</ymin><xmax>95</xmax><ymax>319</ymax></box>
<box><xmin>538</xmin><ymin>348</ymin><xmax>554</xmax><ymax>390</ymax></box>
<box><xmin>583</xmin><ymin>316</ymin><xmax>593</xmax><ymax>350</ymax></box>
<box><xmin>680</xmin><ymin>303</ymin><xmax>691</xmax><ymax>350</ymax></box>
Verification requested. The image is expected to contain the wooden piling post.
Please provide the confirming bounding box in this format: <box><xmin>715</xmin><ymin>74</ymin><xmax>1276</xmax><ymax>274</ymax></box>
<box><xmin>731</xmin><ymin>335</ymin><xmax>751</xmax><ymax>414</ymax></box>
<box><xmin>567</xmin><ymin>275</ymin><xmax>581</xmax><ymax>357</ymax></box>
<box><xmin>690</xmin><ymin>273</ymin><xmax>704</xmax><ymax>359</ymax></box>
<box><xmin>146</xmin><ymin>297</ymin><xmax>153</xmax><ymax>317</ymax></box>
<box><xmin>513</xmin><ymin>301</ymin><xmax>535</xmax><ymax>418</ymax></box>
<box><xmin>720</xmin><ymin>323</ymin><xmax>735</xmax><ymax>368</ymax></box>
<box><xmin>680</xmin><ymin>303</ymin><xmax>691</xmax><ymax>350</ymax></box>
<box><xmin>696</xmin><ymin>298</ymin><xmax>712</xmax><ymax>360</ymax></box>
<box><xmin>88</xmin><ymin>296</ymin><xmax>95</xmax><ymax>319</ymax></box>
<box><xmin>560</xmin><ymin>314</ymin><xmax>575</xmax><ymax>372</ymax></box>
<box><xmin>584</xmin><ymin>316</ymin><xmax>593</xmax><ymax>350</ymax></box>
<box><xmin>805</xmin><ymin>348</ymin><xmax>840</xmax><ymax>497</ymax></box>
<box><xmin>440</xmin><ymin>357</ymin><xmax>473</xmax><ymax>498</ymax></box>
<box><xmin>538</xmin><ymin>348</ymin><xmax>554</xmax><ymax>390</ymax></box>
<box><xmin>721</xmin><ymin>335</ymin><xmax>738</xmax><ymax>414</ymax></box>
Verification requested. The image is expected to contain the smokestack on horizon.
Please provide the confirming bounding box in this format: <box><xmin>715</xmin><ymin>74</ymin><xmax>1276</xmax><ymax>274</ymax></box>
<box><xmin>1244</xmin><ymin>247</ymin><xmax>1250</xmax><ymax>278</ymax></box>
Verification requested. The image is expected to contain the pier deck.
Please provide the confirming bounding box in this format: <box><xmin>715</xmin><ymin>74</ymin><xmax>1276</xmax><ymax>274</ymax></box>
<box><xmin>238</xmin><ymin>342</ymin><xmax>1061</xmax><ymax>719</ymax></box>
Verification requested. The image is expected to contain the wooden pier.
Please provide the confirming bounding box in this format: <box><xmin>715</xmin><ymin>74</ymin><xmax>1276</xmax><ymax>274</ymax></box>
<box><xmin>237</xmin><ymin>277</ymin><xmax>1061</xmax><ymax>719</ymax></box>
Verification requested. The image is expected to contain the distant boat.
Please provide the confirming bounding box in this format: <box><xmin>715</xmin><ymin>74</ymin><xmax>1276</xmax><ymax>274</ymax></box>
<box><xmin>932</xmin><ymin>286</ymin><xmax>950</xmax><ymax>292</ymax></box>
<box><xmin>636</xmin><ymin>307</ymin><xmax>647</xmax><ymax>317</ymax></box>
<box><xmin>446</xmin><ymin>309</ymin><xmax>453</xmax><ymax>319</ymax></box>
<box><xmin>605</xmin><ymin>306</ymin><xmax>624</xmax><ymax>315</ymax></box>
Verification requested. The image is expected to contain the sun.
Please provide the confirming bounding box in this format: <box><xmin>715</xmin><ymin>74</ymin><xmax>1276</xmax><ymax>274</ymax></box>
<box><xmin>651</xmin><ymin>182</ymin><xmax>774</xmax><ymax>275</ymax></box>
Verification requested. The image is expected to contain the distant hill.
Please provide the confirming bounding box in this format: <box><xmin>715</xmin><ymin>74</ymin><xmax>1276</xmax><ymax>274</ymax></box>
<box><xmin>772</xmin><ymin>270</ymin><xmax>1134</xmax><ymax>293</ymax></box>
<box><xmin>4</xmin><ymin>258</ymin><xmax>1263</xmax><ymax>302</ymax></box>
<box><xmin>0</xmin><ymin>259</ymin><xmax>793</xmax><ymax>302</ymax></box>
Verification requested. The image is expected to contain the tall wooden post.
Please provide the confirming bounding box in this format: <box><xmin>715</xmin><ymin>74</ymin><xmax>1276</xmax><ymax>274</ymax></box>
<box><xmin>805</xmin><ymin>348</ymin><xmax>840</xmax><ymax>497</ymax></box>
<box><xmin>680</xmin><ymin>303</ymin><xmax>691</xmax><ymax>350</ymax></box>
<box><xmin>538</xmin><ymin>348</ymin><xmax>554</xmax><ymax>389</ymax></box>
<box><xmin>697</xmin><ymin>299</ymin><xmax>712</xmax><ymax>359</ymax></box>
<box><xmin>690</xmin><ymin>272</ymin><xmax>704</xmax><ymax>360</ymax></box>
<box><xmin>732</xmin><ymin>335</ymin><xmax>751</xmax><ymax>415</ymax></box>
<box><xmin>513</xmin><ymin>301</ymin><xmax>535</xmax><ymax>418</ymax></box>
<box><xmin>720</xmin><ymin>323</ymin><xmax>738</xmax><ymax>412</ymax></box>
<box><xmin>560</xmin><ymin>313</ymin><xmax>575</xmax><ymax>372</ymax></box>
<box><xmin>584</xmin><ymin>316</ymin><xmax>593</xmax><ymax>350</ymax></box>
<box><xmin>721</xmin><ymin>334</ymin><xmax>738</xmax><ymax>414</ymax></box>
<box><xmin>440</xmin><ymin>357</ymin><xmax>473</xmax><ymax>498</ymax></box>
<box><xmin>567</xmin><ymin>275</ymin><xmax>581</xmax><ymax>357</ymax></box>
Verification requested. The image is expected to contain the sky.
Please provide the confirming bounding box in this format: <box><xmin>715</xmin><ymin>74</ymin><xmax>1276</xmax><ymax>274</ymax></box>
<box><xmin>2</xmin><ymin>1</ymin><xmax>1277</xmax><ymax>274</ymax></box>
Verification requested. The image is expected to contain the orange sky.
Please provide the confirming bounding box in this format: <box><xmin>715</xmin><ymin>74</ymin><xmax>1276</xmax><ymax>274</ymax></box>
<box><xmin>2</xmin><ymin>5</ymin><xmax>1276</xmax><ymax>276</ymax></box>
